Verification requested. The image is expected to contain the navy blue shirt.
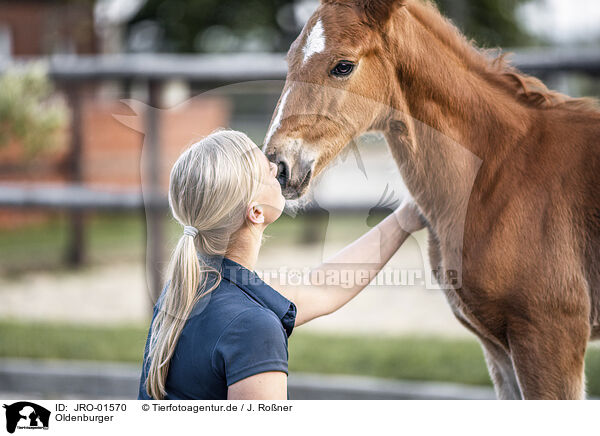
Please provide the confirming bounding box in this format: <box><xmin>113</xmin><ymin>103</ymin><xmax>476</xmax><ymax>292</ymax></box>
<box><xmin>137</xmin><ymin>256</ymin><xmax>296</xmax><ymax>400</ymax></box>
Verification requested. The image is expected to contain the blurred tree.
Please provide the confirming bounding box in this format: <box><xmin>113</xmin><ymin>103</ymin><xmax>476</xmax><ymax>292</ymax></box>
<box><xmin>127</xmin><ymin>0</ymin><xmax>537</xmax><ymax>54</ymax></box>
<box><xmin>127</xmin><ymin>0</ymin><xmax>297</xmax><ymax>53</ymax></box>
<box><xmin>435</xmin><ymin>0</ymin><xmax>539</xmax><ymax>47</ymax></box>
<box><xmin>0</xmin><ymin>64</ymin><xmax>68</xmax><ymax>157</ymax></box>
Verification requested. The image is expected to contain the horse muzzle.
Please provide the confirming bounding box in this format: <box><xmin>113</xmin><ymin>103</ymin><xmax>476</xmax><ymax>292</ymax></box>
<box><xmin>266</xmin><ymin>151</ymin><xmax>315</xmax><ymax>200</ymax></box>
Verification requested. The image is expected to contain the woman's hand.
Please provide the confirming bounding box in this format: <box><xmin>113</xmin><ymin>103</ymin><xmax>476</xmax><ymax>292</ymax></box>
<box><xmin>393</xmin><ymin>199</ymin><xmax>426</xmax><ymax>233</ymax></box>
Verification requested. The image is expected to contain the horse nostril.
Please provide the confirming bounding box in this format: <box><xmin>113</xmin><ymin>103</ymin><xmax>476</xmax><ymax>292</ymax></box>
<box><xmin>276</xmin><ymin>161</ymin><xmax>289</xmax><ymax>188</ymax></box>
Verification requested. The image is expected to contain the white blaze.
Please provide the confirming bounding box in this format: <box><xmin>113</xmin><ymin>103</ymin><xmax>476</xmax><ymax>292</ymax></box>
<box><xmin>302</xmin><ymin>19</ymin><xmax>325</xmax><ymax>64</ymax></box>
<box><xmin>264</xmin><ymin>88</ymin><xmax>291</xmax><ymax>147</ymax></box>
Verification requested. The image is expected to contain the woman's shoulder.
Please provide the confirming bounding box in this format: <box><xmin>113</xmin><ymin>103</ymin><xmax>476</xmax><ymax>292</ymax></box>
<box><xmin>189</xmin><ymin>277</ymin><xmax>280</xmax><ymax>332</ymax></box>
<box><xmin>222</xmin><ymin>304</ymin><xmax>283</xmax><ymax>336</ymax></box>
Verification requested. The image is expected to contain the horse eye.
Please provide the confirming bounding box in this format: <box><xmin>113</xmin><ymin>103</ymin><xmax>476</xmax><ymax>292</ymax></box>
<box><xmin>330</xmin><ymin>62</ymin><xmax>355</xmax><ymax>77</ymax></box>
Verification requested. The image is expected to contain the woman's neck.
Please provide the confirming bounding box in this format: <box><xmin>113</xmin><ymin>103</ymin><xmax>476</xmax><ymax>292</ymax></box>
<box><xmin>225</xmin><ymin>226</ymin><xmax>264</xmax><ymax>271</ymax></box>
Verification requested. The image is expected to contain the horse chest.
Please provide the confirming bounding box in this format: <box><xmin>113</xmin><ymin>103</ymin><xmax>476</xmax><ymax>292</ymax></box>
<box><xmin>429</xmin><ymin>230</ymin><xmax>508</xmax><ymax>343</ymax></box>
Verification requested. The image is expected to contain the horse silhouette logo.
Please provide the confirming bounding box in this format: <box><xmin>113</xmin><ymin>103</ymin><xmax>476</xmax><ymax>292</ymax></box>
<box><xmin>2</xmin><ymin>402</ymin><xmax>50</xmax><ymax>433</ymax></box>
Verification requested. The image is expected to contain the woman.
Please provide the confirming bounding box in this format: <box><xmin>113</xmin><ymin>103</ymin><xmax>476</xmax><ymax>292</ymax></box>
<box><xmin>137</xmin><ymin>129</ymin><xmax>425</xmax><ymax>400</ymax></box>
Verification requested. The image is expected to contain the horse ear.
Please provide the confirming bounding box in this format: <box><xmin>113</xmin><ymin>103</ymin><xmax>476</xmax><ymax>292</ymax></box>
<box><xmin>355</xmin><ymin>0</ymin><xmax>406</xmax><ymax>24</ymax></box>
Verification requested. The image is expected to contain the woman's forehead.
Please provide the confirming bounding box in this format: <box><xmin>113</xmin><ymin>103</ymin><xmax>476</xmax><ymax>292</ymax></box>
<box><xmin>254</xmin><ymin>147</ymin><xmax>270</xmax><ymax>168</ymax></box>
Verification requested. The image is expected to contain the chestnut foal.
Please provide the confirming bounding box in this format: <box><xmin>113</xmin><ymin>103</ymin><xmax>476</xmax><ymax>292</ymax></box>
<box><xmin>263</xmin><ymin>0</ymin><xmax>600</xmax><ymax>399</ymax></box>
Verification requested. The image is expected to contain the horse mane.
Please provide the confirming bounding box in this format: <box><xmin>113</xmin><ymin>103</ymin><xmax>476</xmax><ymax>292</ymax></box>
<box><xmin>405</xmin><ymin>0</ymin><xmax>600</xmax><ymax>114</ymax></box>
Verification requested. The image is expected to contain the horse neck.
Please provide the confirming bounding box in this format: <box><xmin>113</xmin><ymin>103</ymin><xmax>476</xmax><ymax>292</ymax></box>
<box><xmin>383</xmin><ymin>5</ymin><xmax>532</xmax><ymax>227</ymax></box>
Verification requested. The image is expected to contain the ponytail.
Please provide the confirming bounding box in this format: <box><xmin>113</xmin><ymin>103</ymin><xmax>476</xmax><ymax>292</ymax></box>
<box><xmin>145</xmin><ymin>232</ymin><xmax>221</xmax><ymax>400</ymax></box>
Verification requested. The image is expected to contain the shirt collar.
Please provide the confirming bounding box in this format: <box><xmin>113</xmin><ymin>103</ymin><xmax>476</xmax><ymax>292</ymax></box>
<box><xmin>220</xmin><ymin>257</ymin><xmax>296</xmax><ymax>337</ymax></box>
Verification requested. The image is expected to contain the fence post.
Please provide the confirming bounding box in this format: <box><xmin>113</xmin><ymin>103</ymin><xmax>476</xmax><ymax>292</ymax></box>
<box><xmin>65</xmin><ymin>84</ymin><xmax>85</xmax><ymax>267</ymax></box>
<box><xmin>145</xmin><ymin>79</ymin><xmax>165</xmax><ymax>307</ymax></box>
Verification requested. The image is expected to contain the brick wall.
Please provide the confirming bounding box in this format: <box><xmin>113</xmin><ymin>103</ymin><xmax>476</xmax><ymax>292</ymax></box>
<box><xmin>0</xmin><ymin>95</ymin><xmax>231</xmax><ymax>229</ymax></box>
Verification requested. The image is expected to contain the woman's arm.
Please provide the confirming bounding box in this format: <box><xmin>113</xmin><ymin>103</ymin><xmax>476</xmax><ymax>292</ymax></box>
<box><xmin>227</xmin><ymin>371</ymin><xmax>287</xmax><ymax>400</ymax></box>
<box><xmin>268</xmin><ymin>201</ymin><xmax>426</xmax><ymax>326</ymax></box>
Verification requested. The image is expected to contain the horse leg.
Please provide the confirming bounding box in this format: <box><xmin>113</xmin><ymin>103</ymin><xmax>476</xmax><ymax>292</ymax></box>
<box><xmin>479</xmin><ymin>338</ymin><xmax>522</xmax><ymax>399</ymax></box>
<box><xmin>507</xmin><ymin>316</ymin><xmax>588</xmax><ymax>400</ymax></box>
<box><xmin>449</xmin><ymin>305</ymin><xmax>521</xmax><ymax>399</ymax></box>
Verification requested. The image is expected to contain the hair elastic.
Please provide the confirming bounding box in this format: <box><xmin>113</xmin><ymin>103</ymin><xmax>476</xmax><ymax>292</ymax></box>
<box><xmin>183</xmin><ymin>225</ymin><xmax>199</xmax><ymax>238</ymax></box>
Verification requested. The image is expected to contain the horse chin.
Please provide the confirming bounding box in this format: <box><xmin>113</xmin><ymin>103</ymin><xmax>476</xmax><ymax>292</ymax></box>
<box><xmin>282</xmin><ymin>180</ymin><xmax>313</xmax><ymax>200</ymax></box>
<box><xmin>282</xmin><ymin>186</ymin><xmax>307</xmax><ymax>200</ymax></box>
<box><xmin>281</xmin><ymin>182</ymin><xmax>315</xmax><ymax>217</ymax></box>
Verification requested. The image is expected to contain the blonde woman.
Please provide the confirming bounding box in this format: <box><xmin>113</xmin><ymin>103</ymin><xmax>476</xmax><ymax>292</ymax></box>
<box><xmin>137</xmin><ymin>129</ymin><xmax>425</xmax><ymax>400</ymax></box>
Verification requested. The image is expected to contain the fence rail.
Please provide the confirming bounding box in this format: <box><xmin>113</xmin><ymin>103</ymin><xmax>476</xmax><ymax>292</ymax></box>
<box><xmin>0</xmin><ymin>182</ymin><xmax>399</xmax><ymax>214</ymax></box>
<box><xmin>2</xmin><ymin>47</ymin><xmax>600</xmax><ymax>80</ymax></box>
<box><xmin>0</xmin><ymin>183</ymin><xmax>145</xmax><ymax>211</ymax></box>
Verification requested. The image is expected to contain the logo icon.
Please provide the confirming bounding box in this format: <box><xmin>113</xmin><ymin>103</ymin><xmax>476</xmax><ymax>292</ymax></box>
<box><xmin>3</xmin><ymin>402</ymin><xmax>50</xmax><ymax>434</ymax></box>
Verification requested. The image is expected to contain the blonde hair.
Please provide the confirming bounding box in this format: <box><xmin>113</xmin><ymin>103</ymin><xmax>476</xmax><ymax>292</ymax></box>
<box><xmin>144</xmin><ymin>129</ymin><xmax>264</xmax><ymax>400</ymax></box>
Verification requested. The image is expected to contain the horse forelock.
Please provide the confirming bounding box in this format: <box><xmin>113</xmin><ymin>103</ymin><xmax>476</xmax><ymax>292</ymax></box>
<box><xmin>289</xmin><ymin>1</ymin><xmax>374</xmax><ymax>65</ymax></box>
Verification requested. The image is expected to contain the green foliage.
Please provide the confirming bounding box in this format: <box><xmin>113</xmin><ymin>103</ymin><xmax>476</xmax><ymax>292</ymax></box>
<box><xmin>434</xmin><ymin>0</ymin><xmax>538</xmax><ymax>47</ymax></box>
<box><xmin>289</xmin><ymin>332</ymin><xmax>494</xmax><ymax>386</ymax></box>
<box><xmin>0</xmin><ymin>64</ymin><xmax>68</xmax><ymax>157</ymax></box>
<box><xmin>129</xmin><ymin>0</ymin><xmax>294</xmax><ymax>53</ymax></box>
<box><xmin>0</xmin><ymin>212</ymin><xmax>147</xmax><ymax>274</ymax></box>
<box><xmin>0</xmin><ymin>319</ymin><xmax>147</xmax><ymax>363</ymax></box>
<box><xmin>128</xmin><ymin>0</ymin><xmax>537</xmax><ymax>54</ymax></box>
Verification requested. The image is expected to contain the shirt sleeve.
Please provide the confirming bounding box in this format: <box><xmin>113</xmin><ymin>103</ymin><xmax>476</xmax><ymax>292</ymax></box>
<box><xmin>211</xmin><ymin>307</ymin><xmax>289</xmax><ymax>386</ymax></box>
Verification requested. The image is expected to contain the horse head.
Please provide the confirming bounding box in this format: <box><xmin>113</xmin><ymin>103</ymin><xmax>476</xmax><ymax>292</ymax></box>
<box><xmin>263</xmin><ymin>0</ymin><xmax>410</xmax><ymax>200</ymax></box>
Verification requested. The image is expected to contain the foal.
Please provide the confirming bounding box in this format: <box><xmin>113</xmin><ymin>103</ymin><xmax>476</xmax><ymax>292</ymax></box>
<box><xmin>263</xmin><ymin>0</ymin><xmax>600</xmax><ymax>399</ymax></box>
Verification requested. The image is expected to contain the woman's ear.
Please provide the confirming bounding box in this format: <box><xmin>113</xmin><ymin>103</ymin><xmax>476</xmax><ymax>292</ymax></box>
<box><xmin>247</xmin><ymin>203</ymin><xmax>265</xmax><ymax>225</ymax></box>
